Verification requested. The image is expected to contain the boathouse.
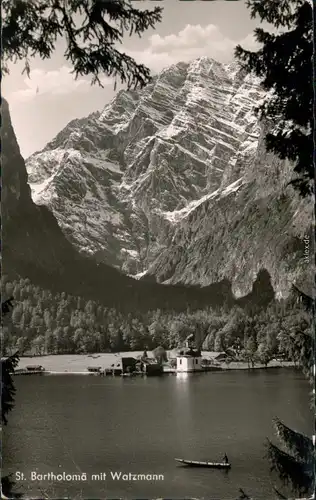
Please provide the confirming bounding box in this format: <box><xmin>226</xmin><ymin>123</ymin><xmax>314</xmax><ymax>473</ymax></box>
<box><xmin>25</xmin><ymin>365</ymin><xmax>45</xmax><ymax>372</ymax></box>
<box><xmin>121</xmin><ymin>357</ymin><xmax>137</xmax><ymax>374</ymax></box>
<box><xmin>138</xmin><ymin>358</ymin><xmax>163</xmax><ymax>376</ymax></box>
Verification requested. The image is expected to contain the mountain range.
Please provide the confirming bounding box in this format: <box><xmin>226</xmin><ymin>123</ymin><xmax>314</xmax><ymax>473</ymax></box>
<box><xmin>25</xmin><ymin>56</ymin><xmax>313</xmax><ymax>300</ymax></box>
<box><xmin>3</xmin><ymin>95</ymin><xmax>267</xmax><ymax>312</ymax></box>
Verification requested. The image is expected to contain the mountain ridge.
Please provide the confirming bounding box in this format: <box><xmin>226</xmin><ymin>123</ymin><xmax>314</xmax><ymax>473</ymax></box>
<box><xmin>22</xmin><ymin>56</ymin><xmax>314</xmax><ymax>298</ymax></box>
<box><xmin>26</xmin><ymin>58</ymin><xmax>263</xmax><ymax>269</ymax></box>
<box><xmin>3</xmin><ymin>97</ymin><xmax>278</xmax><ymax>311</ymax></box>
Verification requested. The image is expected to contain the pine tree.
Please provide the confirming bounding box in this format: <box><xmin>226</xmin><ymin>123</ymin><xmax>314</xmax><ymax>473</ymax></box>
<box><xmin>2</xmin><ymin>0</ymin><xmax>162</xmax><ymax>90</ymax></box>
<box><xmin>1</xmin><ymin>298</ymin><xmax>22</xmax><ymax>498</ymax></box>
<box><xmin>266</xmin><ymin>287</ymin><xmax>314</xmax><ymax>497</ymax></box>
<box><xmin>235</xmin><ymin>0</ymin><xmax>313</xmax><ymax>196</ymax></box>
<box><xmin>1</xmin><ymin>298</ymin><xmax>19</xmax><ymax>424</ymax></box>
<box><xmin>235</xmin><ymin>2</ymin><xmax>314</xmax><ymax>496</ymax></box>
<box><xmin>266</xmin><ymin>418</ymin><xmax>314</xmax><ymax>496</ymax></box>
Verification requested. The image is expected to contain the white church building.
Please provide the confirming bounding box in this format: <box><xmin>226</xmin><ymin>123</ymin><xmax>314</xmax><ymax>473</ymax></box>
<box><xmin>174</xmin><ymin>333</ymin><xmax>203</xmax><ymax>373</ymax></box>
<box><xmin>176</xmin><ymin>354</ymin><xmax>203</xmax><ymax>373</ymax></box>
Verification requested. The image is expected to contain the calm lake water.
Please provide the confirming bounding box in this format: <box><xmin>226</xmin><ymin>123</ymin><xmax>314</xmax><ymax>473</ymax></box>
<box><xmin>3</xmin><ymin>369</ymin><xmax>313</xmax><ymax>499</ymax></box>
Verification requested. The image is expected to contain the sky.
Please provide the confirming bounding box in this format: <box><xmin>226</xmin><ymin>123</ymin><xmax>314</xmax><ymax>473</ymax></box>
<box><xmin>3</xmin><ymin>0</ymin><xmax>265</xmax><ymax>158</ymax></box>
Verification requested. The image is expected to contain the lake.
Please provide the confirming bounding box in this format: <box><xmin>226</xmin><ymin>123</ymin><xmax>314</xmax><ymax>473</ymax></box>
<box><xmin>3</xmin><ymin>369</ymin><xmax>313</xmax><ymax>499</ymax></box>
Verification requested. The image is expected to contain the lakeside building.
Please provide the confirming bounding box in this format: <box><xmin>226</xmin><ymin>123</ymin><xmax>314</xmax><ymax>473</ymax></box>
<box><xmin>13</xmin><ymin>365</ymin><xmax>46</xmax><ymax>376</ymax></box>
<box><xmin>176</xmin><ymin>354</ymin><xmax>203</xmax><ymax>372</ymax></box>
<box><xmin>139</xmin><ymin>357</ymin><xmax>163</xmax><ymax>375</ymax></box>
<box><xmin>25</xmin><ymin>365</ymin><xmax>45</xmax><ymax>372</ymax></box>
<box><xmin>121</xmin><ymin>356</ymin><xmax>163</xmax><ymax>376</ymax></box>
<box><xmin>175</xmin><ymin>333</ymin><xmax>203</xmax><ymax>372</ymax></box>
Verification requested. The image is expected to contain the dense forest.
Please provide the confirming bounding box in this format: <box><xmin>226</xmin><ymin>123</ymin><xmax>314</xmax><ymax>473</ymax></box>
<box><xmin>2</xmin><ymin>277</ymin><xmax>311</xmax><ymax>366</ymax></box>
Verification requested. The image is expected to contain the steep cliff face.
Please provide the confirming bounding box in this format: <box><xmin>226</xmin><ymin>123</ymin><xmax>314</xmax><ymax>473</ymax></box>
<box><xmin>146</xmin><ymin>126</ymin><xmax>314</xmax><ymax>298</ymax></box>
<box><xmin>24</xmin><ymin>56</ymin><xmax>313</xmax><ymax>298</ymax></box>
<box><xmin>26</xmin><ymin>58</ymin><xmax>266</xmax><ymax>274</ymax></box>
<box><xmin>2</xmin><ymin>98</ymin><xmax>74</xmax><ymax>276</ymax></box>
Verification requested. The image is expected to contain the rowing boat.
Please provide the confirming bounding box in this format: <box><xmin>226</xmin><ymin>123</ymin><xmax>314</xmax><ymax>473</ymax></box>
<box><xmin>175</xmin><ymin>458</ymin><xmax>231</xmax><ymax>469</ymax></box>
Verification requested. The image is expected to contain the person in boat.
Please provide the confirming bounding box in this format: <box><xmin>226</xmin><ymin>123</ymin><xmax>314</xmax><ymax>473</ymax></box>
<box><xmin>223</xmin><ymin>453</ymin><xmax>229</xmax><ymax>464</ymax></box>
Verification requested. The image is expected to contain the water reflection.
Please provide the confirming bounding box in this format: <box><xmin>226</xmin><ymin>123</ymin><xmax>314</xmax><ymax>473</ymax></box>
<box><xmin>3</xmin><ymin>370</ymin><xmax>313</xmax><ymax>500</ymax></box>
<box><xmin>175</xmin><ymin>372</ymin><xmax>189</xmax><ymax>382</ymax></box>
<box><xmin>172</xmin><ymin>372</ymin><xmax>199</xmax><ymax>452</ymax></box>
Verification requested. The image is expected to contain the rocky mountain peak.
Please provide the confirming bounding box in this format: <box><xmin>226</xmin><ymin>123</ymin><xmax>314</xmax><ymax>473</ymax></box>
<box><xmin>24</xmin><ymin>57</ymin><xmax>313</xmax><ymax>294</ymax></box>
<box><xmin>5</xmin><ymin>97</ymin><xmax>247</xmax><ymax>311</ymax></box>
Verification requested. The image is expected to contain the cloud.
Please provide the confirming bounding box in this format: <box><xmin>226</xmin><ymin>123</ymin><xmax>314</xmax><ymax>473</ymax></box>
<box><xmin>8</xmin><ymin>66</ymin><xmax>112</xmax><ymax>103</ymax></box>
<box><xmin>5</xmin><ymin>24</ymin><xmax>259</xmax><ymax>106</ymax></box>
<box><xmin>124</xmin><ymin>24</ymin><xmax>259</xmax><ymax>74</ymax></box>
<box><xmin>150</xmin><ymin>24</ymin><xmax>229</xmax><ymax>53</ymax></box>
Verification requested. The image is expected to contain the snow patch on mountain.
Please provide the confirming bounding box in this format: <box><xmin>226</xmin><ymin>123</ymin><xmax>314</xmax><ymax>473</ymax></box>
<box><xmin>25</xmin><ymin>56</ymin><xmax>312</xmax><ymax>294</ymax></box>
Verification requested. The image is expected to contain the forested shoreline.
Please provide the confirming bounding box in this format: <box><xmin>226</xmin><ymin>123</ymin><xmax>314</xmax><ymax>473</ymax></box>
<box><xmin>2</xmin><ymin>277</ymin><xmax>311</xmax><ymax>368</ymax></box>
